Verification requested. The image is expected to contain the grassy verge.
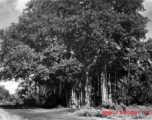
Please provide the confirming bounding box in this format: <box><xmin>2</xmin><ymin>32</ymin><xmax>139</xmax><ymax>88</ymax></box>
<box><xmin>74</xmin><ymin>105</ymin><xmax>152</xmax><ymax>120</ymax></box>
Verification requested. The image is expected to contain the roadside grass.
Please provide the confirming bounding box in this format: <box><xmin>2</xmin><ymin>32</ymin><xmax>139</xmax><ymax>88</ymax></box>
<box><xmin>74</xmin><ymin>105</ymin><xmax>152</xmax><ymax>120</ymax></box>
<box><xmin>74</xmin><ymin>107</ymin><xmax>102</xmax><ymax>117</ymax></box>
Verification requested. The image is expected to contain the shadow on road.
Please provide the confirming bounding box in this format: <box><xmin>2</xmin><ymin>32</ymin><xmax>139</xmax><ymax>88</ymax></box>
<box><xmin>0</xmin><ymin>103</ymin><xmax>40</xmax><ymax>109</ymax></box>
<box><xmin>0</xmin><ymin>103</ymin><xmax>79</xmax><ymax>112</ymax></box>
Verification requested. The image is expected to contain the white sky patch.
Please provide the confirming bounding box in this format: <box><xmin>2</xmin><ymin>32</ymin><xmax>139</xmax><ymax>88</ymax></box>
<box><xmin>0</xmin><ymin>0</ymin><xmax>30</xmax><ymax>29</ymax></box>
<box><xmin>142</xmin><ymin>0</ymin><xmax>152</xmax><ymax>38</ymax></box>
<box><xmin>0</xmin><ymin>81</ymin><xmax>19</xmax><ymax>94</ymax></box>
<box><xmin>15</xmin><ymin>0</ymin><xmax>30</xmax><ymax>12</ymax></box>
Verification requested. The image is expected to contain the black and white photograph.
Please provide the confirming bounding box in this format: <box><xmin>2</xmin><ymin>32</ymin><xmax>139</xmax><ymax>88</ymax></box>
<box><xmin>0</xmin><ymin>0</ymin><xmax>152</xmax><ymax>120</ymax></box>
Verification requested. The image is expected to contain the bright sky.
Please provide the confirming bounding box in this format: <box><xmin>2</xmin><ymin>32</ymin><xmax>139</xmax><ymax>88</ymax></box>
<box><xmin>142</xmin><ymin>0</ymin><xmax>152</xmax><ymax>38</ymax></box>
<box><xmin>0</xmin><ymin>80</ymin><xmax>19</xmax><ymax>94</ymax></box>
<box><xmin>0</xmin><ymin>0</ymin><xmax>29</xmax><ymax>29</ymax></box>
<box><xmin>0</xmin><ymin>0</ymin><xmax>152</xmax><ymax>94</ymax></box>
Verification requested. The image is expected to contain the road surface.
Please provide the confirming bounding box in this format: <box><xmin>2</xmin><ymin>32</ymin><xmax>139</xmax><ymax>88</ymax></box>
<box><xmin>0</xmin><ymin>109</ymin><xmax>23</xmax><ymax>120</ymax></box>
<box><xmin>0</xmin><ymin>108</ymin><xmax>97</xmax><ymax>120</ymax></box>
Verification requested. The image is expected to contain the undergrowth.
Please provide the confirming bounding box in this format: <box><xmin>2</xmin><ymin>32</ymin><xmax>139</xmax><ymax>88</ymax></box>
<box><xmin>74</xmin><ymin>104</ymin><xmax>152</xmax><ymax>120</ymax></box>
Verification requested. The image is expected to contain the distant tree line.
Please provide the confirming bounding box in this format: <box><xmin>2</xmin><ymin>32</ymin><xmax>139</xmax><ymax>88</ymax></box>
<box><xmin>0</xmin><ymin>0</ymin><xmax>152</xmax><ymax>108</ymax></box>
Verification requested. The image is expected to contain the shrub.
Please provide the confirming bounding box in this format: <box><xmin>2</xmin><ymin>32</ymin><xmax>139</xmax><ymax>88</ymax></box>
<box><xmin>101</xmin><ymin>101</ymin><xmax>127</xmax><ymax>111</ymax></box>
<box><xmin>57</xmin><ymin>104</ymin><xmax>64</xmax><ymax>108</ymax></box>
<box><xmin>132</xmin><ymin>113</ymin><xmax>145</xmax><ymax>119</ymax></box>
<box><xmin>74</xmin><ymin>108</ymin><xmax>102</xmax><ymax>117</ymax></box>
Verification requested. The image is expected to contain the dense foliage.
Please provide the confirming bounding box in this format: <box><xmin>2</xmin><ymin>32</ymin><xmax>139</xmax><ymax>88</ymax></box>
<box><xmin>0</xmin><ymin>0</ymin><xmax>151</xmax><ymax>107</ymax></box>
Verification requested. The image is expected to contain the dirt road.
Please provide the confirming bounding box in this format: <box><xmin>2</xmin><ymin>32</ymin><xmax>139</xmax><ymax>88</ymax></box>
<box><xmin>0</xmin><ymin>109</ymin><xmax>24</xmax><ymax>120</ymax></box>
<box><xmin>2</xmin><ymin>108</ymin><xmax>97</xmax><ymax>120</ymax></box>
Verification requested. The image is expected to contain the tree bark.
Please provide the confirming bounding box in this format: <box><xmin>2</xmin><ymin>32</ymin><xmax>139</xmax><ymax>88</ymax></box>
<box><xmin>108</xmin><ymin>74</ymin><xmax>112</xmax><ymax>103</ymax></box>
<box><xmin>101</xmin><ymin>68</ymin><xmax>108</xmax><ymax>103</ymax></box>
<box><xmin>85</xmin><ymin>69</ymin><xmax>90</xmax><ymax>107</ymax></box>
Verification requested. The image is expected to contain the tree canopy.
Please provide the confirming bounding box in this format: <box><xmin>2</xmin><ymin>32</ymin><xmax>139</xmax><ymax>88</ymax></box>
<box><xmin>0</xmin><ymin>0</ymin><xmax>151</xmax><ymax>107</ymax></box>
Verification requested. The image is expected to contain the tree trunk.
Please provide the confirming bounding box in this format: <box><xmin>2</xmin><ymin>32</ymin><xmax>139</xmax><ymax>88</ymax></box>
<box><xmin>70</xmin><ymin>87</ymin><xmax>78</xmax><ymax>108</ymax></box>
<box><xmin>85</xmin><ymin>69</ymin><xmax>90</xmax><ymax>107</ymax></box>
<box><xmin>59</xmin><ymin>80</ymin><xmax>62</xmax><ymax>97</ymax></box>
<box><xmin>108</xmin><ymin>74</ymin><xmax>112</xmax><ymax>103</ymax></box>
<box><xmin>80</xmin><ymin>90</ymin><xmax>83</xmax><ymax>106</ymax></box>
<box><xmin>114</xmin><ymin>63</ymin><xmax>117</xmax><ymax>98</ymax></box>
<box><xmin>101</xmin><ymin>69</ymin><xmax>108</xmax><ymax>103</ymax></box>
<box><xmin>65</xmin><ymin>90</ymin><xmax>69</xmax><ymax>107</ymax></box>
<box><xmin>98</xmin><ymin>66</ymin><xmax>101</xmax><ymax>101</ymax></box>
